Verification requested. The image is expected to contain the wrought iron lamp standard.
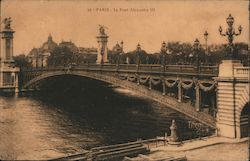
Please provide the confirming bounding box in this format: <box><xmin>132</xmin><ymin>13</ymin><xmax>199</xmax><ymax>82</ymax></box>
<box><xmin>193</xmin><ymin>38</ymin><xmax>201</xmax><ymax>73</ymax></box>
<box><xmin>204</xmin><ymin>30</ymin><xmax>209</xmax><ymax>64</ymax></box>
<box><xmin>219</xmin><ymin>14</ymin><xmax>242</xmax><ymax>59</ymax></box>
<box><xmin>116</xmin><ymin>41</ymin><xmax>124</xmax><ymax>69</ymax></box>
<box><xmin>161</xmin><ymin>41</ymin><xmax>167</xmax><ymax>72</ymax></box>
<box><xmin>204</xmin><ymin>30</ymin><xmax>208</xmax><ymax>53</ymax></box>
<box><xmin>136</xmin><ymin>43</ymin><xmax>141</xmax><ymax>72</ymax></box>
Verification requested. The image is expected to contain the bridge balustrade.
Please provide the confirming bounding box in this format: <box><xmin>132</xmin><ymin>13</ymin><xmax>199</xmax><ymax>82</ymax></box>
<box><xmin>118</xmin><ymin>64</ymin><xmax>137</xmax><ymax>71</ymax></box>
<box><xmin>103</xmin><ymin>64</ymin><xmax>117</xmax><ymax>70</ymax></box>
<box><xmin>233</xmin><ymin>67</ymin><xmax>250</xmax><ymax>78</ymax></box>
<box><xmin>165</xmin><ymin>65</ymin><xmax>194</xmax><ymax>73</ymax></box>
<box><xmin>22</xmin><ymin>64</ymin><xmax>219</xmax><ymax>78</ymax></box>
<box><xmin>200</xmin><ymin>66</ymin><xmax>218</xmax><ymax>75</ymax></box>
<box><xmin>138</xmin><ymin>64</ymin><xmax>162</xmax><ymax>72</ymax></box>
<box><xmin>2</xmin><ymin>82</ymin><xmax>15</xmax><ymax>87</ymax></box>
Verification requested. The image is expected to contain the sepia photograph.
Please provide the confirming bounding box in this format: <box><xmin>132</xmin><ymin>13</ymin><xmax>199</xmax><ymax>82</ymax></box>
<box><xmin>0</xmin><ymin>0</ymin><xmax>249</xmax><ymax>160</ymax></box>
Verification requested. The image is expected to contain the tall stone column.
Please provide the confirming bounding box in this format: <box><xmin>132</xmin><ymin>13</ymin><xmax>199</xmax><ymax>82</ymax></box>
<box><xmin>96</xmin><ymin>25</ymin><xmax>109</xmax><ymax>64</ymax></box>
<box><xmin>1</xmin><ymin>21</ymin><xmax>14</xmax><ymax>63</ymax></box>
<box><xmin>0</xmin><ymin>17</ymin><xmax>20</xmax><ymax>92</ymax></box>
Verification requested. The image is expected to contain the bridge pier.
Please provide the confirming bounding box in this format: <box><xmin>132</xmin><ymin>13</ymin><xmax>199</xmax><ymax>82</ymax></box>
<box><xmin>215</xmin><ymin>60</ymin><xmax>249</xmax><ymax>138</ymax></box>
<box><xmin>0</xmin><ymin>18</ymin><xmax>20</xmax><ymax>94</ymax></box>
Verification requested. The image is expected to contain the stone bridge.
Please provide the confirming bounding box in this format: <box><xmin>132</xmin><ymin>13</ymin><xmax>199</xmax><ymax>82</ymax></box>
<box><xmin>20</xmin><ymin>64</ymin><xmax>218</xmax><ymax>129</ymax></box>
<box><xmin>20</xmin><ymin>62</ymin><xmax>249</xmax><ymax>138</ymax></box>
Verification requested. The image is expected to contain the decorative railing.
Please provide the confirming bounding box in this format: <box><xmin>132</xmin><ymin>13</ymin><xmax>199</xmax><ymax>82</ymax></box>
<box><xmin>0</xmin><ymin>82</ymin><xmax>15</xmax><ymax>88</ymax></box>
<box><xmin>22</xmin><ymin>63</ymin><xmax>219</xmax><ymax>76</ymax></box>
<box><xmin>234</xmin><ymin>67</ymin><xmax>250</xmax><ymax>78</ymax></box>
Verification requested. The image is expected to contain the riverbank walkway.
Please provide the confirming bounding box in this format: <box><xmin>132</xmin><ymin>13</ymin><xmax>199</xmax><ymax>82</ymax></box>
<box><xmin>49</xmin><ymin>136</ymin><xmax>248</xmax><ymax>161</ymax></box>
<box><xmin>141</xmin><ymin>136</ymin><xmax>249</xmax><ymax>161</ymax></box>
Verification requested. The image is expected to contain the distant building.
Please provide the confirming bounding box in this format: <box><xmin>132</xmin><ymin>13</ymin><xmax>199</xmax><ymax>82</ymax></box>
<box><xmin>77</xmin><ymin>47</ymin><xmax>97</xmax><ymax>64</ymax></box>
<box><xmin>108</xmin><ymin>41</ymin><xmax>124</xmax><ymax>64</ymax></box>
<box><xmin>78</xmin><ymin>47</ymin><xmax>97</xmax><ymax>55</ymax></box>
<box><xmin>27</xmin><ymin>34</ymin><xmax>57</xmax><ymax>68</ymax></box>
<box><xmin>27</xmin><ymin>35</ymin><xmax>98</xmax><ymax>67</ymax></box>
<box><xmin>58</xmin><ymin>40</ymin><xmax>78</xmax><ymax>53</ymax></box>
<box><xmin>41</xmin><ymin>34</ymin><xmax>58</xmax><ymax>52</ymax></box>
<box><xmin>112</xmin><ymin>41</ymin><xmax>124</xmax><ymax>54</ymax></box>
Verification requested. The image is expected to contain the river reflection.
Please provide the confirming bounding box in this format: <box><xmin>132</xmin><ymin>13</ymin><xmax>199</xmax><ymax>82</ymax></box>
<box><xmin>0</xmin><ymin>75</ymin><xmax>208</xmax><ymax>160</ymax></box>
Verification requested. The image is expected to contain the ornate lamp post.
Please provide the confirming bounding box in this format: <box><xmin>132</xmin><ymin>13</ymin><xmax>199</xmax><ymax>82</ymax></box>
<box><xmin>204</xmin><ymin>31</ymin><xmax>208</xmax><ymax>53</ymax></box>
<box><xmin>116</xmin><ymin>41</ymin><xmax>124</xmax><ymax>70</ymax></box>
<box><xmin>161</xmin><ymin>41</ymin><xmax>167</xmax><ymax>72</ymax></box>
<box><xmin>204</xmin><ymin>31</ymin><xmax>209</xmax><ymax>64</ymax></box>
<box><xmin>166</xmin><ymin>48</ymin><xmax>172</xmax><ymax>65</ymax></box>
<box><xmin>219</xmin><ymin>14</ymin><xmax>242</xmax><ymax>59</ymax></box>
<box><xmin>146</xmin><ymin>56</ymin><xmax>149</xmax><ymax>64</ymax></box>
<box><xmin>193</xmin><ymin>38</ymin><xmax>201</xmax><ymax>73</ymax></box>
<box><xmin>136</xmin><ymin>43</ymin><xmax>141</xmax><ymax>72</ymax></box>
<box><xmin>188</xmin><ymin>53</ymin><xmax>194</xmax><ymax>65</ymax></box>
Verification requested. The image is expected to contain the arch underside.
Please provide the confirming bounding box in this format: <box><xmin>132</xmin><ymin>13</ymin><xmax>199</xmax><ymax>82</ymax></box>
<box><xmin>23</xmin><ymin>71</ymin><xmax>110</xmax><ymax>89</ymax></box>
<box><xmin>235</xmin><ymin>83</ymin><xmax>249</xmax><ymax>130</ymax></box>
<box><xmin>23</xmin><ymin>70</ymin><xmax>216</xmax><ymax>128</ymax></box>
<box><xmin>240</xmin><ymin>102</ymin><xmax>249</xmax><ymax>138</ymax></box>
<box><xmin>217</xmin><ymin>81</ymin><xmax>249</xmax><ymax>138</ymax></box>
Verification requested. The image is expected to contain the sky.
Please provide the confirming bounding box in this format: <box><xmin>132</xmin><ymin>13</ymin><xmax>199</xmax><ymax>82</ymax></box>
<box><xmin>1</xmin><ymin>0</ymin><xmax>249</xmax><ymax>55</ymax></box>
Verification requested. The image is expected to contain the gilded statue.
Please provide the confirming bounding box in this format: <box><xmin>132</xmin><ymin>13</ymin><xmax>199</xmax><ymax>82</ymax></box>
<box><xmin>3</xmin><ymin>17</ymin><xmax>12</xmax><ymax>29</ymax></box>
<box><xmin>98</xmin><ymin>24</ymin><xmax>107</xmax><ymax>35</ymax></box>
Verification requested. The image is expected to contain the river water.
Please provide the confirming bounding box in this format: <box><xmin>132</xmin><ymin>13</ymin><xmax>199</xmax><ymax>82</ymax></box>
<box><xmin>0</xmin><ymin>75</ymin><xmax>211</xmax><ymax>160</ymax></box>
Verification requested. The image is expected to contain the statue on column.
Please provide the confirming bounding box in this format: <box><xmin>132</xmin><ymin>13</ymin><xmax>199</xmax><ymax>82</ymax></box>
<box><xmin>96</xmin><ymin>24</ymin><xmax>108</xmax><ymax>64</ymax></box>
<box><xmin>98</xmin><ymin>24</ymin><xmax>107</xmax><ymax>35</ymax></box>
<box><xmin>3</xmin><ymin>17</ymin><xmax>12</xmax><ymax>29</ymax></box>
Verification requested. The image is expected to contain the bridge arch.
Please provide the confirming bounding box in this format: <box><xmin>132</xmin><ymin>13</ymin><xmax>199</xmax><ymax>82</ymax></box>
<box><xmin>22</xmin><ymin>70</ymin><xmax>216</xmax><ymax>129</ymax></box>
<box><xmin>235</xmin><ymin>83</ymin><xmax>249</xmax><ymax>138</ymax></box>
<box><xmin>239</xmin><ymin>102</ymin><xmax>249</xmax><ymax>138</ymax></box>
<box><xmin>216</xmin><ymin>79</ymin><xmax>249</xmax><ymax>138</ymax></box>
<box><xmin>23</xmin><ymin>71</ymin><xmax>115</xmax><ymax>89</ymax></box>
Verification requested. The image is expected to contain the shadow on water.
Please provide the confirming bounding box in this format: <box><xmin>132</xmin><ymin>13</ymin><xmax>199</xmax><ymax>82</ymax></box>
<box><xmin>26</xmin><ymin>75</ymin><xmax>213</xmax><ymax>147</ymax></box>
